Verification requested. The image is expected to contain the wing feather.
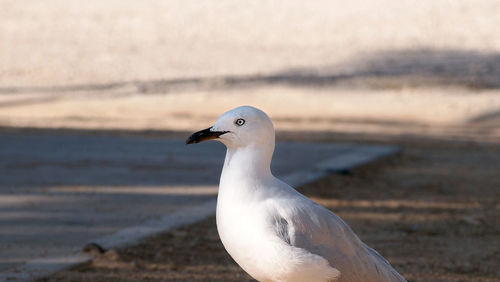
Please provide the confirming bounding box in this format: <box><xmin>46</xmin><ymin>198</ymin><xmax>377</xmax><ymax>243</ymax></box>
<box><xmin>272</xmin><ymin>195</ymin><xmax>406</xmax><ymax>282</ymax></box>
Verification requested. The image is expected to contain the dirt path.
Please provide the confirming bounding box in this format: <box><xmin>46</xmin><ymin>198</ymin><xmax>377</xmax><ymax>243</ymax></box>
<box><xmin>38</xmin><ymin>134</ymin><xmax>500</xmax><ymax>282</ymax></box>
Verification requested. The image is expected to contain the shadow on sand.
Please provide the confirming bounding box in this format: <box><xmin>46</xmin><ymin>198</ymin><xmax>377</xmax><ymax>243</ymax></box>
<box><xmin>1</xmin><ymin>49</ymin><xmax>500</xmax><ymax>96</ymax></box>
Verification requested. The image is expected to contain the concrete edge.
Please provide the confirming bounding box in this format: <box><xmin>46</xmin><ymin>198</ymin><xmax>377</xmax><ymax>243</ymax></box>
<box><xmin>10</xmin><ymin>144</ymin><xmax>399</xmax><ymax>281</ymax></box>
<box><xmin>1</xmin><ymin>200</ymin><xmax>217</xmax><ymax>281</ymax></box>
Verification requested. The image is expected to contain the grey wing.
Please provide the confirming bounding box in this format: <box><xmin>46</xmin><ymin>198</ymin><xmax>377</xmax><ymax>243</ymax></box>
<box><xmin>273</xmin><ymin>202</ymin><xmax>407</xmax><ymax>282</ymax></box>
<box><xmin>274</xmin><ymin>216</ymin><xmax>292</xmax><ymax>245</ymax></box>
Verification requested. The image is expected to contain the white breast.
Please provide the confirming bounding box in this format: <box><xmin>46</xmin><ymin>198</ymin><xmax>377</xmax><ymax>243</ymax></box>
<box><xmin>216</xmin><ymin>182</ymin><xmax>340</xmax><ymax>282</ymax></box>
<box><xmin>216</xmin><ymin>189</ymin><xmax>270</xmax><ymax>281</ymax></box>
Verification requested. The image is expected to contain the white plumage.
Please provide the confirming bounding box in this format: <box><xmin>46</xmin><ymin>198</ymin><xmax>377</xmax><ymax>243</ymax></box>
<box><xmin>187</xmin><ymin>105</ymin><xmax>407</xmax><ymax>282</ymax></box>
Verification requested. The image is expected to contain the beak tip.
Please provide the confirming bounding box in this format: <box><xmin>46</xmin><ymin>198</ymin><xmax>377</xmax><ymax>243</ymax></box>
<box><xmin>185</xmin><ymin>127</ymin><xmax>227</xmax><ymax>146</ymax></box>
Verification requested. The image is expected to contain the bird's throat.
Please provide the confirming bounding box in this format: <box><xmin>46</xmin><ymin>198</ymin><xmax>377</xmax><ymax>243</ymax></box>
<box><xmin>221</xmin><ymin>146</ymin><xmax>273</xmax><ymax>184</ymax></box>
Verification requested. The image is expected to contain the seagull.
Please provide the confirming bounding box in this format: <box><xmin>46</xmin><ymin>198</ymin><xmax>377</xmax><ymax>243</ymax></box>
<box><xmin>186</xmin><ymin>106</ymin><xmax>407</xmax><ymax>282</ymax></box>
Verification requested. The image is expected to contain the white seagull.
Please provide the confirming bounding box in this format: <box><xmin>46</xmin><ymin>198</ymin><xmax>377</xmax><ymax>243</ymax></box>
<box><xmin>186</xmin><ymin>106</ymin><xmax>407</xmax><ymax>282</ymax></box>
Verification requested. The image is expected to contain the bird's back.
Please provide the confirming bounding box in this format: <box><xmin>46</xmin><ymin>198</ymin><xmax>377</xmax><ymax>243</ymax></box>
<box><xmin>269</xmin><ymin>179</ymin><xmax>407</xmax><ymax>282</ymax></box>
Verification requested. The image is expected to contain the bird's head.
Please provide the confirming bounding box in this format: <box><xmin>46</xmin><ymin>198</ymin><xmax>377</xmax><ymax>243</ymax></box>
<box><xmin>186</xmin><ymin>105</ymin><xmax>275</xmax><ymax>150</ymax></box>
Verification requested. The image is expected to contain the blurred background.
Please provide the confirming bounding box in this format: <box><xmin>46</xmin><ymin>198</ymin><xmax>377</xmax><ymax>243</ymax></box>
<box><xmin>1</xmin><ymin>0</ymin><xmax>499</xmax><ymax>140</ymax></box>
<box><xmin>1</xmin><ymin>1</ymin><xmax>500</xmax><ymax>281</ymax></box>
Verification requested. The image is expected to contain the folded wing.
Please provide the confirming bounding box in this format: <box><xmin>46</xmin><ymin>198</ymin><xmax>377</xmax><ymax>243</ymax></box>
<box><xmin>271</xmin><ymin>195</ymin><xmax>407</xmax><ymax>282</ymax></box>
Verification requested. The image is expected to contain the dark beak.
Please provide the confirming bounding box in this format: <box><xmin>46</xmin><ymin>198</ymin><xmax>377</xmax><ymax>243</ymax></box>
<box><xmin>186</xmin><ymin>127</ymin><xmax>229</xmax><ymax>144</ymax></box>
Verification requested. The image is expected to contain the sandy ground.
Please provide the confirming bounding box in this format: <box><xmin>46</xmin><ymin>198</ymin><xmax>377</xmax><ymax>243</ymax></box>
<box><xmin>1</xmin><ymin>88</ymin><xmax>500</xmax><ymax>142</ymax></box>
<box><xmin>38</xmin><ymin>133</ymin><xmax>500</xmax><ymax>282</ymax></box>
<box><xmin>2</xmin><ymin>0</ymin><xmax>500</xmax><ymax>142</ymax></box>
<box><xmin>2</xmin><ymin>1</ymin><xmax>500</xmax><ymax>86</ymax></box>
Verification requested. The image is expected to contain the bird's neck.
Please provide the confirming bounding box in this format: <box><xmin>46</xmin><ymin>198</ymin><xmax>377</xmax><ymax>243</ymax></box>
<box><xmin>221</xmin><ymin>145</ymin><xmax>274</xmax><ymax>185</ymax></box>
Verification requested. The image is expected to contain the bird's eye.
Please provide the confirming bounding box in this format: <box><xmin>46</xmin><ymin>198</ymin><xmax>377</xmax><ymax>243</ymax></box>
<box><xmin>235</xmin><ymin>118</ymin><xmax>245</xmax><ymax>126</ymax></box>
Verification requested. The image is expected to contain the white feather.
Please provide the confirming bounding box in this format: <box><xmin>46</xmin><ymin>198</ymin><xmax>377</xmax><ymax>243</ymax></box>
<box><xmin>204</xmin><ymin>106</ymin><xmax>406</xmax><ymax>282</ymax></box>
